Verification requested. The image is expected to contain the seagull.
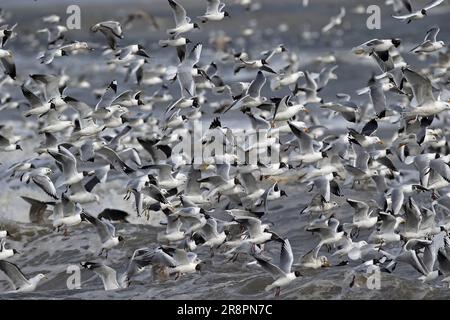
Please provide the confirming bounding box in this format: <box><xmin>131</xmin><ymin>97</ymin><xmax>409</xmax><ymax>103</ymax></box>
<box><xmin>233</xmin><ymin>216</ymin><xmax>281</xmax><ymax>245</ymax></box>
<box><xmin>199</xmin><ymin>0</ymin><xmax>230</xmax><ymax>23</ymax></box>
<box><xmin>294</xmin><ymin>71</ymin><xmax>323</xmax><ymax>104</ymax></box>
<box><xmin>0</xmin><ymin>23</ymin><xmax>16</xmax><ymax>47</ymax></box>
<box><xmin>369</xmin><ymin>212</ymin><xmax>402</xmax><ymax>244</ymax></box>
<box><xmin>0</xmin><ymin>133</ymin><xmax>21</xmax><ymax>151</ymax></box>
<box><xmin>37</xmin><ymin>24</ymin><xmax>67</xmax><ymax>45</ymax></box>
<box><xmin>174</xmin><ymin>204</ymin><xmax>207</xmax><ymax>234</ymax></box>
<box><xmin>142</xmin><ymin>164</ymin><xmax>186</xmax><ymax>189</ymax></box>
<box><xmin>81</xmin><ymin>254</ymin><xmax>152</xmax><ymax>290</ymax></box>
<box><xmin>271</xmin><ymin>70</ymin><xmax>304</xmax><ymax>91</ymax></box>
<box><xmin>167</xmin><ymin>0</ymin><xmax>200</xmax><ymax>36</ymax></box>
<box><xmin>159</xmin><ymin>35</ymin><xmax>191</xmax><ymax>48</ymax></box>
<box><xmin>121</xmin><ymin>248</ymin><xmax>166</xmax><ymax>286</ymax></box>
<box><xmin>353</xmin><ymin>39</ymin><xmax>402</xmax><ymax>56</ymax></box>
<box><xmin>261</xmin><ymin>44</ymin><xmax>287</xmax><ymax>63</ymax></box>
<box><xmin>181</xmin><ymin>168</ymin><xmax>208</xmax><ymax>205</ymax></box>
<box><xmin>194</xmin><ymin>216</ymin><xmax>227</xmax><ymax>249</ymax></box>
<box><xmin>197</xmin><ymin>163</ymin><xmax>242</xmax><ymax>199</ymax></box>
<box><xmin>437</xmin><ymin>248</ymin><xmax>450</xmax><ymax>286</ymax></box>
<box><xmin>117</xmin><ymin>44</ymin><xmax>150</xmax><ymax>60</ymax></box>
<box><xmin>253</xmin><ymin>239</ymin><xmax>301</xmax><ymax>297</ymax></box>
<box><xmin>307</xmin><ymin>217</ymin><xmax>344</xmax><ymax>250</ymax></box>
<box><xmin>410</xmin><ymin>27</ymin><xmax>445</xmax><ymax>54</ymax></box>
<box><xmin>348</xmin><ymin>121</ymin><xmax>383</xmax><ymax>148</ymax></box>
<box><xmin>81</xmin><ymin>211</ymin><xmax>124</xmax><ymax>257</ymax></box>
<box><xmin>175</xmin><ymin>43</ymin><xmax>203</xmax><ymax>100</ymax></box>
<box><xmin>392</xmin><ymin>0</ymin><xmax>444</xmax><ymax>23</ymax></box>
<box><xmin>343</xmin><ymin>198</ymin><xmax>378</xmax><ymax>237</ymax></box>
<box><xmin>52</xmin><ymin>194</ymin><xmax>82</xmax><ymax>233</ymax></box>
<box><xmin>158</xmin><ymin>208</ymin><xmax>186</xmax><ymax>243</ymax></box>
<box><xmin>48</xmin><ymin>146</ymin><xmax>84</xmax><ymax>187</ymax></box>
<box><xmin>272</xmin><ymin>96</ymin><xmax>307</xmax><ymax>122</ymax></box>
<box><xmin>122</xmin><ymin>10</ymin><xmax>160</xmax><ymax>30</ymax></box>
<box><xmin>402</xmin><ymin>68</ymin><xmax>450</xmax><ymax>117</ymax></box>
<box><xmin>160</xmin><ymin>246</ymin><xmax>202</xmax><ymax>277</ymax></box>
<box><xmin>80</xmin><ymin>261</ymin><xmax>121</xmax><ymax>291</ymax></box>
<box><xmin>234</xmin><ymin>56</ymin><xmax>277</xmax><ymax>74</ymax></box>
<box><xmin>68</xmin><ymin>181</ymin><xmax>100</xmax><ymax>204</ymax></box>
<box><xmin>288</xmin><ymin>122</ymin><xmax>324</xmax><ymax>164</ymax></box>
<box><xmin>296</xmin><ymin>245</ymin><xmax>331</xmax><ymax>269</ymax></box>
<box><xmin>320</xmin><ymin>95</ymin><xmax>359</xmax><ymax>123</ymax></box>
<box><xmin>357</xmin><ymin>79</ymin><xmax>394</xmax><ymax>118</ymax></box>
<box><xmin>0</xmin><ymin>261</ymin><xmax>47</xmax><ymax>293</ymax></box>
<box><xmin>20</xmin><ymin>196</ymin><xmax>54</xmax><ymax>224</ymax></box>
<box><xmin>21</xmin><ymin>85</ymin><xmax>54</xmax><ymax>118</ymax></box>
<box><xmin>223</xmin><ymin>71</ymin><xmax>268</xmax><ymax>113</ymax></box>
<box><xmin>385</xmin><ymin>0</ymin><xmax>413</xmax><ymax>14</ymax></box>
<box><xmin>22</xmin><ymin>167</ymin><xmax>58</xmax><ymax>200</ymax></box>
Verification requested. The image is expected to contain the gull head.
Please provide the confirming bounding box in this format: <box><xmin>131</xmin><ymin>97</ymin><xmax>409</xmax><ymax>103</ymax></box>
<box><xmin>421</xmin><ymin>9</ymin><xmax>427</xmax><ymax>15</ymax></box>
<box><xmin>195</xmin><ymin>261</ymin><xmax>206</xmax><ymax>272</ymax></box>
<box><xmin>294</xmin><ymin>270</ymin><xmax>302</xmax><ymax>277</ymax></box>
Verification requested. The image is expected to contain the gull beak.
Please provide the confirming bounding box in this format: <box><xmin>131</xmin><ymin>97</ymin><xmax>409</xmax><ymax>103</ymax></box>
<box><xmin>303</xmin><ymin>108</ymin><xmax>309</xmax><ymax>114</ymax></box>
<box><xmin>378</xmin><ymin>140</ymin><xmax>384</xmax><ymax>145</ymax></box>
<box><xmin>323</xmin><ymin>261</ymin><xmax>331</xmax><ymax>267</ymax></box>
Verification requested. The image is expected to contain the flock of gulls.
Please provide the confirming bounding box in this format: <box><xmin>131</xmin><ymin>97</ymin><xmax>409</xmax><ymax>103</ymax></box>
<box><xmin>0</xmin><ymin>0</ymin><xmax>449</xmax><ymax>298</ymax></box>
